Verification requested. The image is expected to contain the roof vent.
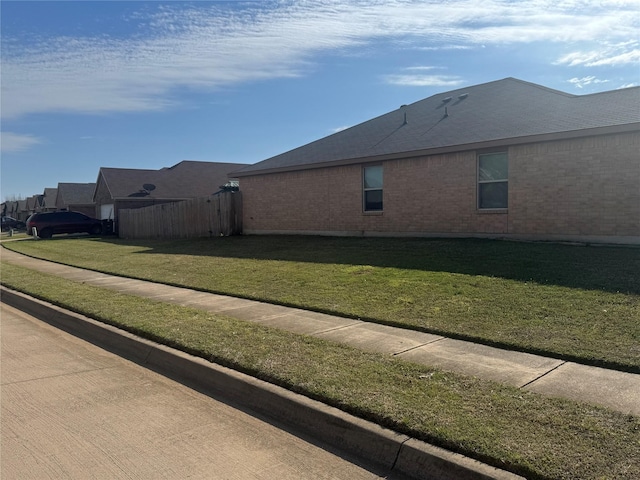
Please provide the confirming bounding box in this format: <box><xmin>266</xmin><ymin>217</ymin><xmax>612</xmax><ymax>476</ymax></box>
<box><xmin>442</xmin><ymin>97</ymin><xmax>452</xmax><ymax>103</ymax></box>
<box><xmin>458</xmin><ymin>93</ymin><xmax>469</xmax><ymax>99</ymax></box>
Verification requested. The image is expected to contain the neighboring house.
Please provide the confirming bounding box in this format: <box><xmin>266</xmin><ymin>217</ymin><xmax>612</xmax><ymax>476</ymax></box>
<box><xmin>93</xmin><ymin>160</ymin><xmax>245</xmax><ymax>229</ymax></box>
<box><xmin>233</xmin><ymin>78</ymin><xmax>640</xmax><ymax>244</ymax></box>
<box><xmin>25</xmin><ymin>195</ymin><xmax>43</xmax><ymax>217</ymax></box>
<box><xmin>6</xmin><ymin>201</ymin><xmax>19</xmax><ymax>218</ymax></box>
<box><xmin>41</xmin><ymin>188</ymin><xmax>59</xmax><ymax>212</ymax></box>
<box><xmin>55</xmin><ymin>183</ymin><xmax>97</xmax><ymax>216</ymax></box>
<box><xmin>16</xmin><ymin>199</ymin><xmax>28</xmax><ymax>222</ymax></box>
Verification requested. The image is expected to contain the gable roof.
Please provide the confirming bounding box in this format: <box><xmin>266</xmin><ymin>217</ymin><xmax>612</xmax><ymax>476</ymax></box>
<box><xmin>57</xmin><ymin>183</ymin><xmax>97</xmax><ymax>206</ymax></box>
<box><xmin>5</xmin><ymin>201</ymin><xmax>18</xmax><ymax>215</ymax></box>
<box><xmin>42</xmin><ymin>188</ymin><xmax>59</xmax><ymax>209</ymax></box>
<box><xmin>26</xmin><ymin>195</ymin><xmax>43</xmax><ymax>210</ymax></box>
<box><xmin>96</xmin><ymin>161</ymin><xmax>246</xmax><ymax>200</ymax></box>
<box><xmin>234</xmin><ymin>77</ymin><xmax>640</xmax><ymax>176</ymax></box>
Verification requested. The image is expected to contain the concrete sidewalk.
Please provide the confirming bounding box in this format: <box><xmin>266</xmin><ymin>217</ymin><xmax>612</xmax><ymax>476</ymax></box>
<box><xmin>3</xmin><ymin>301</ymin><xmax>413</xmax><ymax>480</ymax></box>
<box><xmin>1</xmin><ymin>247</ymin><xmax>638</xmax><ymax>416</ymax></box>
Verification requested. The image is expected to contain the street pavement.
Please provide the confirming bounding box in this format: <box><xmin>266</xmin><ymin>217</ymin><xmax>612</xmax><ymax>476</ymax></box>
<box><xmin>1</xmin><ymin>247</ymin><xmax>638</xmax><ymax>416</ymax></box>
<box><xmin>1</xmin><ymin>302</ymin><xmax>409</xmax><ymax>480</ymax></box>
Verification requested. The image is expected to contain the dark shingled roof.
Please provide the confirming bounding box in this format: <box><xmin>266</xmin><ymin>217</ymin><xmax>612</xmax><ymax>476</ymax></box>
<box><xmin>26</xmin><ymin>195</ymin><xmax>43</xmax><ymax>210</ymax></box>
<box><xmin>234</xmin><ymin>77</ymin><xmax>640</xmax><ymax>176</ymax></box>
<box><xmin>96</xmin><ymin>161</ymin><xmax>246</xmax><ymax>200</ymax></box>
<box><xmin>57</xmin><ymin>183</ymin><xmax>97</xmax><ymax>206</ymax></box>
<box><xmin>42</xmin><ymin>188</ymin><xmax>58</xmax><ymax>209</ymax></box>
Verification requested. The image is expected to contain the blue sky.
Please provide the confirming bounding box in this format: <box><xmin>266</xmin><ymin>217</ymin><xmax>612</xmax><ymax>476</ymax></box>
<box><xmin>2</xmin><ymin>0</ymin><xmax>639</xmax><ymax>200</ymax></box>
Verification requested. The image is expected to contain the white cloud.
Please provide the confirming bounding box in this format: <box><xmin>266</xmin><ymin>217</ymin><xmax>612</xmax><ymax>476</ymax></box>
<box><xmin>384</xmin><ymin>74</ymin><xmax>464</xmax><ymax>87</ymax></box>
<box><xmin>404</xmin><ymin>66</ymin><xmax>442</xmax><ymax>72</ymax></box>
<box><xmin>419</xmin><ymin>45</ymin><xmax>474</xmax><ymax>51</ymax></box>
<box><xmin>567</xmin><ymin>76</ymin><xmax>610</xmax><ymax>88</ymax></box>
<box><xmin>383</xmin><ymin>65</ymin><xmax>462</xmax><ymax>87</ymax></box>
<box><xmin>2</xmin><ymin>0</ymin><xmax>638</xmax><ymax>119</ymax></box>
<box><xmin>555</xmin><ymin>41</ymin><xmax>640</xmax><ymax>67</ymax></box>
<box><xmin>0</xmin><ymin>132</ymin><xmax>41</xmax><ymax>153</ymax></box>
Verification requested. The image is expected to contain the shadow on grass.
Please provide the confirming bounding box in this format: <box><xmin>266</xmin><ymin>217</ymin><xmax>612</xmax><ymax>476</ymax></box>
<box><xmin>96</xmin><ymin>235</ymin><xmax>640</xmax><ymax>295</ymax></box>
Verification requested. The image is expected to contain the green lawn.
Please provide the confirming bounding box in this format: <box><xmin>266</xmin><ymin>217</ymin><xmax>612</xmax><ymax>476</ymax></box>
<box><xmin>0</xmin><ymin>231</ymin><xmax>29</xmax><ymax>241</ymax></box>
<box><xmin>4</xmin><ymin>235</ymin><xmax>640</xmax><ymax>371</ymax></box>
<box><xmin>2</xmin><ymin>261</ymin><xmax>639</xmax><ymax>480</ymax></box>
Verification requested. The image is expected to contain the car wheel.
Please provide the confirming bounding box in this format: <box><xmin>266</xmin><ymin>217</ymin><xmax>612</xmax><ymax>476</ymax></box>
<box><xmin>38</xmin><ymin>228</ymin><xmax>53</xmax><ymax>239</ymax></box>
<box><xmin>90</xmin><ymin>224</ymin><xmax>102</xmax><ymax>235</ymax></box>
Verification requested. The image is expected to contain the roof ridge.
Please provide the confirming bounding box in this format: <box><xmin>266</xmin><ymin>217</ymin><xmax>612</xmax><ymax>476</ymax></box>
<box><xmin>504</xmin><ymin>77</ymin><xmax>576</xmax><ymax>97</ymax></box>
<box><xmin>403</xmin><ymin>77</ymin><xmax>575</xmax><ymax>109</ymax></box>
<box><xmin>576</xmin><ymin>85</ymin><xmax>640</xmax><ymax>98</ymax></box>
<box><xmin>167</xmin><ymin>160</ymin><xmax>248</xmax><ymax>170</ymax></box>
<box><xmin>100</xmin><ymin>166</ymin><xmax>158</xmax><ymax>172</ymax></box>
<box><xmin>58</xmin><ymin>182</ymin><xmax>96</xmax><ymax>186</ymax></box>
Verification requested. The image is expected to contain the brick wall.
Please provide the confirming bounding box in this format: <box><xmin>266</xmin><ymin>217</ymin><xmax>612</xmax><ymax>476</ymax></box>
<box><xmin>241</xmin><ymin>131</ymin><xmax>639</xmax><ymax>242</ymax></box>
<box><xmin>509</xmin><ymin>131</ymin><xmax>639</xmax><ymax>237</ymax></box>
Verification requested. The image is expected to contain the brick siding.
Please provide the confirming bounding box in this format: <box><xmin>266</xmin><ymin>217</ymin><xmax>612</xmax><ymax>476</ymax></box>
<box><xmin>241</xmin><ymin>131</ymin><xmax>639</xmax><ymax>242</ymax></box>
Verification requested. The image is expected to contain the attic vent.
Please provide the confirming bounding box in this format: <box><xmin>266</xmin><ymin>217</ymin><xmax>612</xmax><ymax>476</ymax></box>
<box><xmin>442</xmin><ymin>97</ymin><xmax>452</xmax><ymax>103</ymax></box>
<box><xmin>458</xmin><ymin>93</ymin><xmax>469</xmax><ymax>99</ymax></box>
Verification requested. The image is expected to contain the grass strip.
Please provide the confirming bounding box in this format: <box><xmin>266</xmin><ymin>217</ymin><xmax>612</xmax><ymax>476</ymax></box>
<box><xmin>4</xmin><ymin>236</ymin><xmax>640</xmax><ymax>371</ymax></box>
<box><xmin>2</xmin><ymin>261</ymin><xmax>639</xmax><ymax>480</ymax></box>
<box><xmin>0</xmin><ymin>232</ymin><xmax>29</xmax><ymax>242</ymax></box>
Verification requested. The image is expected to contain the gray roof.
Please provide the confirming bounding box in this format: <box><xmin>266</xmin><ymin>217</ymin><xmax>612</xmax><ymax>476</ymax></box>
<box><xmin>26</xmin><ymin>195</ymin><xmax>43</xmax><ymax>210</ymax></box>
<box><xmin>42</xmin><ymin>188</ymin><xmax>58</xmax><ymax>208</ymax></box>
<box><xmin>96</xmin><ymin>161</ymin><xmax>246</xmax><ymax>200</ymax></box>
<box><xmin>234</xmin><ymin>77</ymin><xmax>640</xmax><ymax>176</ymax></box>
<box><xmin>57</xmin><ymin>183</ymin><xmax>97</xmax><ymax>206</ymax></box>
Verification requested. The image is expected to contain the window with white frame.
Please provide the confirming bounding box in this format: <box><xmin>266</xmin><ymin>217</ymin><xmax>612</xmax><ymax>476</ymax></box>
<box><xmin>363</xmin><ymin>165</ymin><xmax>383</xmax><ymax>212</ymax></box>
<box><xmin>478</xmin><ymin>152</ymin><xmax>508</xmax><ymax>209</ymax></box>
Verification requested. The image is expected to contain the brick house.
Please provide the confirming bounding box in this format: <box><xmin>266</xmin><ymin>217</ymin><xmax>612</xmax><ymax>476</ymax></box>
<box><xmin>25</xmin><ymin>195</ymin><xmax>43</xmax><ymax>219</ymax></box>
<box><xmin>233</xmin><ymin>78</ymin><xmax>640</xmax><ymax>244</ymax></box>
<box><xmin>41</xmin><ymin>188</ymin><xmax>59</xmax><ymax>212</ymax></box>
<box><xmin>55</xmin><ymin>183</ymin><xmax>96</xmax><ymax>216</ymax></box>
<box><xmin>93</xmin><ymin>160</ymin><xmax>245</xmax><ymax>231</ymax></box>
<box><xmin>15</xmin><ymin>199</ymin><xmax>29</xmax><ymax>222</ymax></box>
<box><xmin>5</xmin><ymin>201</ymin><xmax>19</xmax><ymax>219</ymax></box>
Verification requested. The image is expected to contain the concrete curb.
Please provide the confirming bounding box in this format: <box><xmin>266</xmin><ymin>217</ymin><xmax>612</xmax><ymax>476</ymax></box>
<box><xmin>1</xmin><ymin>286</ymin><xmax>523</xmax><ymax>480</ymax></box>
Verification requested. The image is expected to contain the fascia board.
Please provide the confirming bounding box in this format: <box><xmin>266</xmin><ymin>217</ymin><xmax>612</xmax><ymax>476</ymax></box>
<box><xmin>234</xmin><ymin>123</ymin><xmax>640</xmax><ymax>177</ymax></box>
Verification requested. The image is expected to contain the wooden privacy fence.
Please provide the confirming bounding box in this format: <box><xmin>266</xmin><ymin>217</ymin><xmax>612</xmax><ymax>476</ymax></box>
<box><xmin>118</xmin><ymin>192</ymin><xmax>242</xmax><ymax>239</ymax></box>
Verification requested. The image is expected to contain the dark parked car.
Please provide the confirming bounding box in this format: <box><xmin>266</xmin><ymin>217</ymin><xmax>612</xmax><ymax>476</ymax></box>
<box><xmin>26</xmin><ymin>211</ymin><xmax>103</xmax><ymax>239</ymax></box>
<box><xmin>1</xmin><ymin>216</ymin><xmax>26</xmax><ymax>231</ymax></box>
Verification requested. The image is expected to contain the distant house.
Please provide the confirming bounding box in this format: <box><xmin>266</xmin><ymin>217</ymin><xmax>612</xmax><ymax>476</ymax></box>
<box><xmin>55</xmin><ymin>183</ymin><xmax>97</xmax><ymax>217</ymax></box>
<box><xmin>6</xmin><ymin>201</ymin><xmax>19</xmax><ymax>219</ymax></box>
<box><xmin>15</xmin><ymin>199</ymin><xmax>28</xmax><ymax>222</ymax></box>
<box><xmin>93</xmin><ymin>160</ymin><xmax>245</xmax><ymax>230</ymax></box>
<box><xmin>233</xmin><ymin>78</ymin><xmax>640</xmax><ymax>244</ymax></box>
<box><xmin>25</xmin><ymin>195</ymin><xmax>43</xmax><ymax>218</ymax></box>
<box><xmin>41</xmin><ymin>188</ymin><xmax>59</xmax><ymax>212</ymax></box>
